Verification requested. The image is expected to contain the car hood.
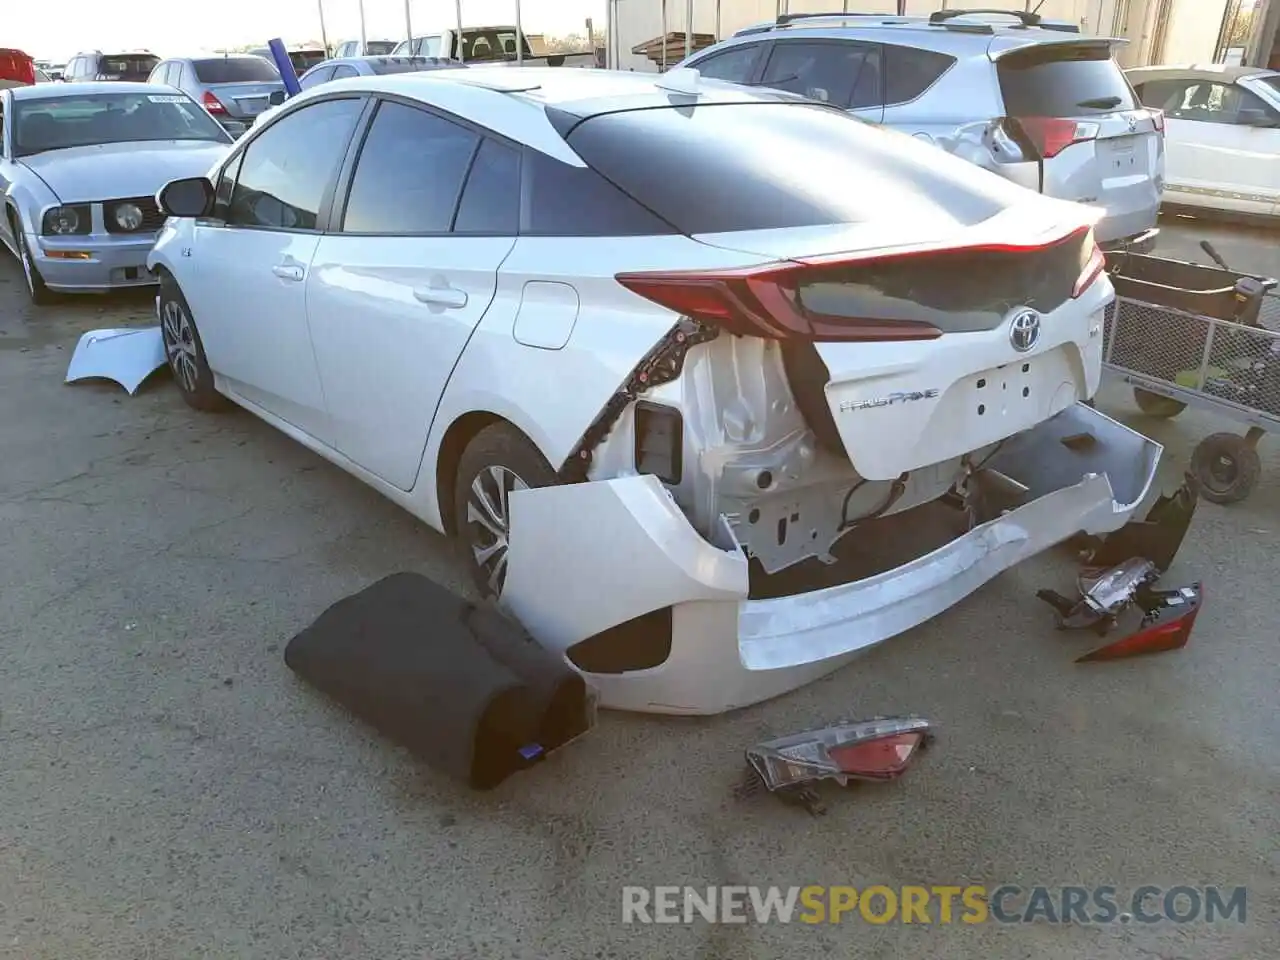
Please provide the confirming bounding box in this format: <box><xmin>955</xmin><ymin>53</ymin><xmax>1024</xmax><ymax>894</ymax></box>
<box><xmin>19</xmin><ymin>140</ymin><xmax>231</xmax><ymax>203</ymax></box>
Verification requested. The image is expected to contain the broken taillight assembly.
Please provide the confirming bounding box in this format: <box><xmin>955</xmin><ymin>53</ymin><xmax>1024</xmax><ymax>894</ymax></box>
<box><xmin>1013</xmin><ymin>116</ymin><xmax>1101</xmax><ymax>159</ymax></box>
<box><xmin>738</xmin><ymin>717</ymin><xmax>934</xmax><ymax>814</ymax></box>
<box><xmin>616</xmin><ymin>227</ymin><xmax>1103</xmax><ymax>341</ymax></box>
<box><xmin>202</xmin><ymin>91</ymin><xmax>227</xmax><ymax>114</ymax></box>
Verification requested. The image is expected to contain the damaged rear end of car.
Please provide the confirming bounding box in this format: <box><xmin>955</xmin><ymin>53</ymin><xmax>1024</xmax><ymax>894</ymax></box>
<box><xmin>490</xmin><ymin>92</ymin><xmax>1164</xmax><ymax>715</ymax></box>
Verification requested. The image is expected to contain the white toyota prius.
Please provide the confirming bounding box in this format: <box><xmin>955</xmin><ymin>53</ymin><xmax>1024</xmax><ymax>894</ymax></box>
<box><xmin>149</xmin><ymin>66</ymin><xmax>1164</xmax><ymax>715</ymax></box>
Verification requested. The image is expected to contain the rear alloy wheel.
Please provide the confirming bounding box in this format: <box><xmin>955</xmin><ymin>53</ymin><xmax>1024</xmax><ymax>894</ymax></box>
<box><xmin>16</xmin><ymin>230</ymin><xmax>54</xmax><ymax>306</ymax></box>
<box><xmin>1190</xmin><ymin>432</ymin><xmax>1261</xmax><ymax>505</ymax></box>
<box><xmin>158</xmin><ymin>276</ymin><xmax>228</xmax><ymax>412</ymax></box>
<box><xmin>454</xmin><ymin>424</ymin><xmax>560</xmax><ymax>599</ymax></box>
<box><xmin>1133</xmin><ymin>387</ymin><xmax>1187</xmax><ymax>419</ymax></box>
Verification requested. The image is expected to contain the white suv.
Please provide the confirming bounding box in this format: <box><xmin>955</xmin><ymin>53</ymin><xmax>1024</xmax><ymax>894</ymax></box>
<box><xmin>680</xmin><ymin>8</ymin><xmax>1165</xmax><ymax>251</ymax></box>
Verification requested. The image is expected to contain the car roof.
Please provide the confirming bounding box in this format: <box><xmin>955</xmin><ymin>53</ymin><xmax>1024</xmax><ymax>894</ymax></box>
<box><xmin>727</xmin><ymin>15</ymin><xmax>1119</xmax><ymax>56</ymax></box>
<box><xmin>9</xmin><ymin>80</ymin><xmax>175</xmax><ymax>100</ymax></box>
<box><xmin>1125</xmin><ymin>64</ymin><xmax>1279</xmax><ymax>84</ymax></box>
<box><xmin>269</xmin><ymin>67</ymin><xmax>821</xmax><ymax>166</ymax></box>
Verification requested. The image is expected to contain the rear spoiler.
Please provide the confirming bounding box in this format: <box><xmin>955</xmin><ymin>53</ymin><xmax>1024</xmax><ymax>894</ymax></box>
<box><xmin>989</xmin><ymin>36</ymin><xmax>1128</xmax><ymax>60</ymax></box>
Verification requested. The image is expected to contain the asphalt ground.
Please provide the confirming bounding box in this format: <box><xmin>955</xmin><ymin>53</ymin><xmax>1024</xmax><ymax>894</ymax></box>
<box><xmin>1</xmin><ymin>215</ymin><xmax>1277</xmax><ymax>959</ymax></box>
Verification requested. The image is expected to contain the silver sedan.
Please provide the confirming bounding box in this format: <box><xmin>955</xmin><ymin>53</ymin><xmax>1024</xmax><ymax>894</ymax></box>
<box><xmin>0</xmin><ymin>81</ymin><xmax>233</xmax><ymax>304</ymax></box>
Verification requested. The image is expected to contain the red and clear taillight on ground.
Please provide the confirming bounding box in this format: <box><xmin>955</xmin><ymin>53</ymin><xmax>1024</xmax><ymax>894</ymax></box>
<box><xmin>745</xmin><ymin>717</ymin><xmax>933</xmax><ymax>795</ymax></box>
<box><xmin>1077</xmin><ymin>582</ymin><xmax>1203</xmax><ymax>662</ymax></box>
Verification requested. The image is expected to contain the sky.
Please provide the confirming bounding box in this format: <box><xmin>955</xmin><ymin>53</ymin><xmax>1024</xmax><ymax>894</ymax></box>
<box><xmin>10</xmin><ymin>0</ymin><xmax>607</xmax><ymax>61</ymax></box>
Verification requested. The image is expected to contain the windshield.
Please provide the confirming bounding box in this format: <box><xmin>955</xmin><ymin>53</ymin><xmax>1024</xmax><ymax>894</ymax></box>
<box><xmin>193</xmin><ymin>57</ymin><xmax>280</xmax><ymax>83</ymax></box>
<box><xmin>365</xmin><ymin>41</ymin><xmax>397</xmax><ymax>55</ymax></box>
<box><xmin>99</xmin><ymin>54</ymin><xmax>160</xmax><ymax>79</ymax></box>
<box><xmin>13</xmin><ymin>92</ymin><xmax>231</xmax><ymax>157</ymax></box>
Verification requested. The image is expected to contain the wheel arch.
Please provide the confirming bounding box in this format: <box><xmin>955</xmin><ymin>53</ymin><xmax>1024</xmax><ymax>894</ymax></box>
<box><xmin>434</xmin><ymin>410</ymin><xmax>507</xmax><ymax>536</ymax></box>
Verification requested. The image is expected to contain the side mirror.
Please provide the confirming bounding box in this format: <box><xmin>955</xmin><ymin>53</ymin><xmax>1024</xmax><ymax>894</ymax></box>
<box><xmin>156</xmin><ymin>176</ymin><xmax>216</xmax><ymax>218</ymax></box>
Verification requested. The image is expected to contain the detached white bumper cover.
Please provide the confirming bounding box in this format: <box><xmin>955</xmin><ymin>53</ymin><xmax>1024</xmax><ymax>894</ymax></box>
<box><xmin>504</xmin><ymin>404</ymin><xmax>1162</xmax><ymax>716</ymax></box>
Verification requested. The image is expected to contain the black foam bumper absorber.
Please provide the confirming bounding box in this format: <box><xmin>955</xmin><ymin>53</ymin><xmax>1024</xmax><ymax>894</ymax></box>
<box><xmin>284</xmin><ymin>572</ymin><xmax>594</xmax><ymax>789</ymax></box>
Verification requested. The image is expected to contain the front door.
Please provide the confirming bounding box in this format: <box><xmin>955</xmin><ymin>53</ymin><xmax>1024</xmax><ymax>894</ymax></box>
<box><xmin>306</xmin><ymin>99</ymin><xmax>520</xmax><ymax>490</ymax></box>
<box><xmin>187</xmin><ymin>95</ymin><xmax>366</xmax><ymax>441</ymax></box>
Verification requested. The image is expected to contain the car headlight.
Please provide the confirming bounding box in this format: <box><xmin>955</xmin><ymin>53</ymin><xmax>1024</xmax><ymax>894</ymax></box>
<box><xmin>113</xmin><ymin>202</ymin><xmax>145</xmax><ymax>231</ymax></box>
<box><xmin>41</xmin><ymin>205</ymin><xmax>91</xmax><ymax>236</ymax></box>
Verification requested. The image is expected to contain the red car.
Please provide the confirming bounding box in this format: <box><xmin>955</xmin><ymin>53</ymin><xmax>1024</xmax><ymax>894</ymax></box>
<box><xmin>0</xmin><ymin>48</ymin><xmax>36</xmax><ymax>88</ymax></box>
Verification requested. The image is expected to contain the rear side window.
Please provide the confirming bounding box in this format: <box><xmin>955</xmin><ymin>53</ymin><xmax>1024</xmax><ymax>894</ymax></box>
<box><xmin>299</xmin><ymin>66</ymin><xmax>334</xmax><ymax>90</ymax></box>
<box><xmin>563</xmin><ymin>101</ymin><xmax>1014</xmax><ymax>234</ymax></box>
<box><xmin>691</xmin><ymin>45</ymin><xmax>761</xmax><ymax>84</ymax></box>
<box><xmin>998</xmin><ymin>43</ymin><xmax>1136</xmax><ymax>117</ymax></box>
<box><xmin>521</xmin><ymin>147</ymin><xmax>676</xmax><ymax>237</ymax></box>
<box><xmin>455</xmin><ymin>138</ymin><xmax>520</xmax><ymax>234</ymax></box>
<box><xmin>760</xmin><ymin>41</ymin><xmax>881</xmax><ymax>109</ymax></box>
<box><xmin>1259</xmin><ymin>76</ymin><xmax>1280</xmax><ymax>97</ymax></box>
<box><xmin>331</xmin><ymin>65</ymin><xmax>359</xmax><ymax>80</ymax></box>
<box><xmin>194</xmin><ymin>58</ymin><xmax>280</xmax><ymax>84</ymax></box>
<box><xmin>341</xmin><ymin>101</ymin><xmax>479</xmax><ymax>234</ymax></box>
<box><xmin>883</xmin><ymin>45</ymin><xmax>955</xmax><ymax>105</ymax></box>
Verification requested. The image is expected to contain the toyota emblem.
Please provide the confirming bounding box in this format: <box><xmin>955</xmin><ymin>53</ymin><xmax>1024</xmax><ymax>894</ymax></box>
<box><xmin>1127</xmin><ymin>115</ymin><xmax>1138</xmax><ymax>132</ymax></box>
<box><xmin>1009</xmin><ymin>310</ymin><xmax>1041</xmax><ymax>352</ymax></box>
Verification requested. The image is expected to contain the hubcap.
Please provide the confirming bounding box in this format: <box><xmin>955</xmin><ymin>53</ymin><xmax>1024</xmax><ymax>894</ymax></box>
<box><xmin>161</xmin><ymin>299</ymin><xmax>199</xmax><ymax>393</ymax></box>
<box><xmin>465</xmin><ymin>465</ymin><xmax>528</xmax><ymax>597</ymax></box>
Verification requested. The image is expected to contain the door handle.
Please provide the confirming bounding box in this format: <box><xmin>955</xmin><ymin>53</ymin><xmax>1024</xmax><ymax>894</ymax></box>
<box><xmin>272</xmin><ymin>263</ymin><xmax>304</xmax><ymax>282</ymax></box>
<box><xmin>413</xmin><ymin>286</ymin><xmax>468</xmax><ymax>309</ymax></box>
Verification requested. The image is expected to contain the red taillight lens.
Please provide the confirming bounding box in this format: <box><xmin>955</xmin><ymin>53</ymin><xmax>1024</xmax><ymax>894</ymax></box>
<box><xmin>828</xmin><ymin>732</ymin><xmax>927</xmax><ymax>781</ymax></box>
<box><xmin>1073</xmin><ymin>232</ymin><xmax>1106</xmax><ymax>298</ymax></box>
<box><xmin>201</xmin><ymin>91</ymin><xmax>226</xmax><ymax>114</ymax></box>
<box><xmin>618</xmin><ymin>228</ymin><xmax>1098</xmax><ymax>342</ymax></box>
<box><xmin>1016</xmin><ymin>116</ymin><xmax>1100</xmax><ymax>160</ymax></box>
<box><xmin>1077</xmin><ymin>583</ymin><xmax>1202</xmax><ymax>662</ymax></box>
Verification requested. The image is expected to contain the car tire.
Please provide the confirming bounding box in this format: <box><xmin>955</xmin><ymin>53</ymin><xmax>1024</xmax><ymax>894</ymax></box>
<box><xmin>15</xmin><ymin>228</ymin><xmax>54</xmax><ymax>306</ymax></box>
<box><xmin>453</xmin><ymin>423</ymin><xmax>560</xmax><ymax>599</ymax></box>
<box><xmin>1189</xmin><ymin>431</ymin><xmax>1261</xmax><ymax>505</ymax></box>
<box><xmin>158</xmin><ymin>275</ymin><xmax>229</xmax><ymax>413</ymax></box>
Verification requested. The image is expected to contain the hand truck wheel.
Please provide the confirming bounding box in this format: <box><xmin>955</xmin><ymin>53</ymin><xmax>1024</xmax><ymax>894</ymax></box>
<box><xmin>1190</xmin><ymin>431</ymin><xmax>1262</xmax><ymax>505</ymax></box>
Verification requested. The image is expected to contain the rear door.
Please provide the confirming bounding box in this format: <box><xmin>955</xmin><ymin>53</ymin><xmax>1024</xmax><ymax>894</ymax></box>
<box><xmin>754</xmin><ymin>39</ymin><xmax>884</xmax><ymax>122</ymax></box>
<box><xmin>1134</xmin><ymin>77</ymin><xmax>1280</xmax><ymax>217</ymax></box>
<box><xmin>996</xmin><ymin>41</ymin><xmax>1160</xmax><ymax>243</ymax></box>
<box><xmin>306</xmin><ymin>98</ymin><xmax>518</xmax><ymax>490</ymax></box>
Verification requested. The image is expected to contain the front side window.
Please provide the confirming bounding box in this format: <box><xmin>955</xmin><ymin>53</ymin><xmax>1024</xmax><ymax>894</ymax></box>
<box><xmin>340</xmin><ymin>100</ymin><xmax>479</xmax><ymax>234</ymax></box>
<box><xmin>227</xmin><ymin>97</ymin><xmax>363</xmax><ymax>230</ymax></box>
<box><xmin>1158</xmin><ymin>81</ymin><xmax>1276</xmax><ymax>125</ymax></box>
<box><xmin>12</xmin><ymin>91</ymin><xmax>231</xmax><ymax>157</ymax></box>
<box><xmin>299</xmin><ymin>66</ymin><xmax>335</xmax><ymax>90</ymax></box>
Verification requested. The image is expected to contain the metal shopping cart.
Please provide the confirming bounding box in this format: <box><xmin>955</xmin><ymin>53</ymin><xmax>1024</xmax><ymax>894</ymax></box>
<box><xmin>1101</xmin><ymin>241</ymin><xmax>1280</xmax><ymax>505</ymax></box>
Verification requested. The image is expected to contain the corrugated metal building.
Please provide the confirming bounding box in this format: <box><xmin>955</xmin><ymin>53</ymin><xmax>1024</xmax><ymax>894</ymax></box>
<box><xmin>605</xmin><ymin>0</ymin><xmax>1237</xmax><ymax>72</ymax></box>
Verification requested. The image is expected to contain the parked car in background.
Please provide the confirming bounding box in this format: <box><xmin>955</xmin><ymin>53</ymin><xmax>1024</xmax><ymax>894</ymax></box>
<box><xmin>392</xmin><ymin>25</ymin><xmax>595</xmax><ymax>67</ymax></box>
<box><xmin>145</xmin><ymin>67</ymin><xmax>1158</xmax><ymax>716</ymax></box>
<box><xmin>678</xmin><ymin>8</ymin><xmax>1164</xmax><ymax>252</ymax></box>
<box><xmin>1127</xmin><ymin>64</ymin><xmax>1280</xmax><ymax>221</ymax></box>
<box><xmin>34</xmin><ymin>67</ymin><xmax>53</xmax><ymax>83</ymax></box>
<box><xmin>62</xmin><ymin>50</ymin><xmax>161</xmax><ymax>82</ymax></box>
<box><xmin>333</xmin><ymin>40</ymin><xmax>398</xmax><ymax>58</ymax></box>
<box><xmin>0</xmin><ymin>48</ymin><xmax>36</xmax><ymax>90</ymax></box>
<box><xmin>247</xmin><ymin>46</ymin><xmax>328</xmax><ymax>76</ymax></box>
<box><xmin>297</xmin><ymin>55</ymin><xmax>465</xmax><ymax>91</ymax></box>
<box><xmin>0</xmin><ymin>82</ymin><xmax>233</xmax><ymax>304</ymax></box>
<box><xmin>147</xmin><ymin>55</ymin><xmax>284</xmax><ymax>137</ymax></box>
